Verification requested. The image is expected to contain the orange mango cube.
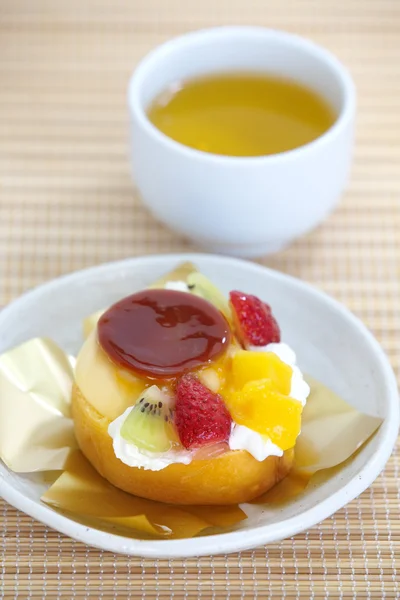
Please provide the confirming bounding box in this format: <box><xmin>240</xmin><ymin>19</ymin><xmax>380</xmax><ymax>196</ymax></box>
<box><xmin>231</xmin><ymin>350</ymin><xmax>292</xmax><ymax>395</ymax></box>
<box><xmin>225</xmin><ymin>379</ymin><xmax>303</xmax><ymax>450</ymax></box>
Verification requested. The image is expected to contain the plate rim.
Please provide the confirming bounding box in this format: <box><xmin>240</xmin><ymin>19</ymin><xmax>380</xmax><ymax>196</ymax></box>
<box><xmin>0</xmin><ymin>252</ymin><xmax>398</xmax><ymax>558</ymax></box>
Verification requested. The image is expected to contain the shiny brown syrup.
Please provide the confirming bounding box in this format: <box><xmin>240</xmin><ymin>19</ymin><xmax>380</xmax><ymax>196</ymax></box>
<box><xmin>98</xmin><ymin>289</ymin><xmax>231</xmax><ymax>378</ymax></box>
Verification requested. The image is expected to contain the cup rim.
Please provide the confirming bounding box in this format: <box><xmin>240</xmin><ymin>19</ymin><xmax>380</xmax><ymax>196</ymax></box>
<box><xmin>128</xmin><ymin>26</ymin><xmax>356</xmax><ymax>164</ymax></box>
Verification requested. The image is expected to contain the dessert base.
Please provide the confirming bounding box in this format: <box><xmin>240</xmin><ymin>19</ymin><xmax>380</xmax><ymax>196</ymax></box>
<box><xmin>71</xmin><ymin>384</ymin><xmax>294</xmax><ymax>506</ymax></box>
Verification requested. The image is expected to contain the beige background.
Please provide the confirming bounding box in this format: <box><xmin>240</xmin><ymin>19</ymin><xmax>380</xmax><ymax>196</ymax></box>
<box><xmin>1</xmin><ymin>0</ymin><xmax>399</xmax><ymax>597</ymax></box>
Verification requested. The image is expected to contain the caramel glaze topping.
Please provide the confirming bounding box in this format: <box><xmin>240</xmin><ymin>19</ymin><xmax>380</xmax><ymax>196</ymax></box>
<box><xmin>98</xmin><ymin>289</ymin><xmax>231</xmax><ymax>379</ymax></box>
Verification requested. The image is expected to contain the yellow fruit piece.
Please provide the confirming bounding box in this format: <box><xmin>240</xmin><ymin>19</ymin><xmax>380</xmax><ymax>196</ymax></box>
<box><xmin>226</xmin><ymin>379</ymin><xmax>303</xmax><ymax>450</ymax></box>
<box><xmin>231</xmin><ymin>350</ymin><xmax>292</xmax><ymax>395</ymax></box>
<box><xmin>198</xmin><ymin>367</ymin><xmax>221</xmax><ymax>392</ymax></box>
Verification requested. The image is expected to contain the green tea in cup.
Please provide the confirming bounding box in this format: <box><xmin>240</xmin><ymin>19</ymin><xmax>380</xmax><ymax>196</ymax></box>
<box><xmin>147</xmin><ymin>73</ymin><xmax>336</xmax><ymax>157</ymax></box>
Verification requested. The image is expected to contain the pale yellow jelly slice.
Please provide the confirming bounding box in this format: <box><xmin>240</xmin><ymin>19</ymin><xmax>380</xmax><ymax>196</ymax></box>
<box><xmin>225</xmin><ymin>379</ymin><xmax>303</xmax><ymax>451</ymax></box>
<box><xmin>231</xmin><ymin>350</ymin><xmax>292</xmax><ymax>395</ymax></box>
<box><xmin>83</xmin><ymin>309</ymin><xmax>104</xmax><ymax>339</ymax></box>
<box><xmin>74</xmin><ymin>330</ymin><xmax>147</xmax><ymax>420</ymax></box>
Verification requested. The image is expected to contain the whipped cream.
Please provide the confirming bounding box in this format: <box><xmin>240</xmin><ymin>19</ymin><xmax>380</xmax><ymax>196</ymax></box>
<box><xmin>164</xmin><ymin>280</ymin><xmax>190</xmax><ymax>292</ymax></box>
<box><xmin>229</xmin><ymin>424</ymin><xmax>283</xmax><ymax>460</ymax></box>
<box><xmin>108</xmin><ymin>406</ymin><xmax>192</xmax><ymax>471</ymax></box>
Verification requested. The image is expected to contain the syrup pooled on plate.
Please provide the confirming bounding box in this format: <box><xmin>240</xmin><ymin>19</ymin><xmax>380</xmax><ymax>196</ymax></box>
<box><xmin>98</xmin><ymin>289</ymin><xmax>231</xmax><ymax>378</ymax></box>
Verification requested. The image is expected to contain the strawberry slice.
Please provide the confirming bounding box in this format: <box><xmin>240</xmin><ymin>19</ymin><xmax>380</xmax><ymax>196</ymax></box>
<box><xmin>229</xmin><ymin>290</ymin><xmax>281</xmax><ymax>347</ymax></box>
<box><xmin>175</xmin><ymin>374</ymin><xmax>232</xmax><ymax>449</ymax></box>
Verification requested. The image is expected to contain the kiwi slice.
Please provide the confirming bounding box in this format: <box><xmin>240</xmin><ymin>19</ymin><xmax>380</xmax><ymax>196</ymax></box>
<box><xmin>120</xmin><ymin>385</ymin><xmax>177</xmax><ymax>453</ymax></box>
<box><xmin>187</xmin><ymin>272</ymin><xmax>232</xmax><ymax>321</ymax></box>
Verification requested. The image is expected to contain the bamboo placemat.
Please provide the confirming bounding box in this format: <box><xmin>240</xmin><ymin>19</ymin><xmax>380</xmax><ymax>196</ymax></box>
<box><xmin>1</xmin><ymin>0</ymin><xmax>399</xmax><ymax>597</ymax></box>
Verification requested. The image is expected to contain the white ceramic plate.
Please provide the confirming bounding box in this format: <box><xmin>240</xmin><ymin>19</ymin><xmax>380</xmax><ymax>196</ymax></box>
<box><xmin>0</xmin><ymin>254</ymin><xmax>398</xmax><ymax>558</ymax></box>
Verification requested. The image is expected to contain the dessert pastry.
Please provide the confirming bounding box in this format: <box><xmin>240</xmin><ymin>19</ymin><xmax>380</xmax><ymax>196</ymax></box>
<box><xmin>72</xmin><ymin>264</ymin><xmax>309</xmax><ymax>505</ymax></box>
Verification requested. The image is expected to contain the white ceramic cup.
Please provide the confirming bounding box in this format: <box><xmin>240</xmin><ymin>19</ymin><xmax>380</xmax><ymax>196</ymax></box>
<box><xmin>128</xmin><ymin>27</ymin><xmax>356</xmax><ymax>258</ymax></box>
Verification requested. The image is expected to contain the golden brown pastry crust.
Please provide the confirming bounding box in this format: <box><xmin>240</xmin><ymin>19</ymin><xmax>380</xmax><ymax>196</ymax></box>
<box><xmin>71</xmin><ymin>384</ymin><xmax>294</xmax><ymax>505</ymax></box>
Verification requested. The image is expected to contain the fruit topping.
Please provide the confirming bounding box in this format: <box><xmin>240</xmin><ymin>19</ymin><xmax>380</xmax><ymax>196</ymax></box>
<box><xmin>197</xmin><ymin>367</ymin><xmax>221</xmax><ymax>393</ymax></box>
<box><xmin>98</xmin><ymin>289</ymin><xmax>231</xmax><ymax>378</ymax></box>
<box><xmin>175</xmin><ymin>374</ymin><xmax>232</xmax><ymax>449</ymax></box>
<box><xmin>187</xmin><ymin>272</ymin><xmax>232</xmax><ymax>320</ymax></box>
<box><xmin>229</xmin><ymin>291</ymin><xmax>281</xmax><ymax>347</ymax></box>
<box><xmin>231</xmin><ymin>350</ymin><xmax>292</xmax><ymax>395</ymax></box>
<box><xmin>225</xmin><ymin>379</ymin><xmax>302</xmax><ymax>451</ymax></box>
<box><xmin>120</xmin><ymin>385</ymin><xmax>177</xmax><ymax>453</ymax></box>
